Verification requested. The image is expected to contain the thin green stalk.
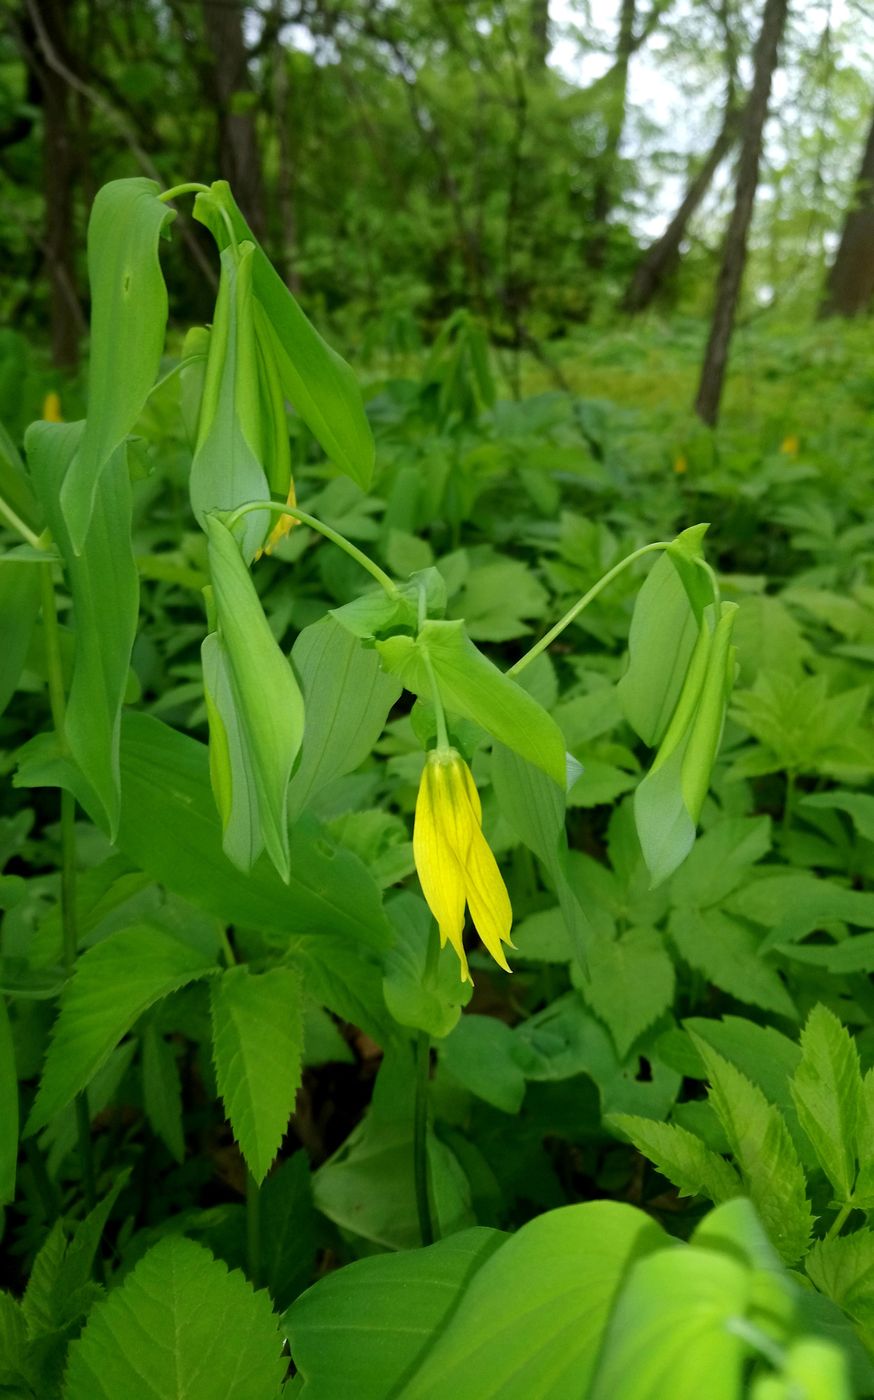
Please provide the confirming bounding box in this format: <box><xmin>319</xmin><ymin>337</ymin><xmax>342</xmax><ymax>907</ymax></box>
<box><xmin>40</xmin><ymin>563</ymin><xmax>96</xmax><ymax>1211</ymax></box>
<box><xmin>246</xmin><ymin>1169</ymin><xmax>262</xmax><ymax>1287</ymax></box>
<box><xmin>225</xmin><ymin>501</ymin><xmax>398</xmax><ymax>599</ymax></box>
<box><xmin>508</xmin><ymin>541</ymin><xmax>670</xmax><ymax>676</ymax></box>
<box><xmin>826</xmin><ymin>1201</ymin><xmax>853</xmax><ymax>1242</ymax></box>
<box><xmin>0</xmin><ymin>494</ymin><xmax>43</xmax><ymax>550</ymax></box>
<box><xmin>418</xmin><ymin>580</ymin><xmax>449</xmax><ymax>749</ymax></box>
<box><xmin>157</xmin><ymin>182</ymin><xmax>211</xmax><ymax>203</ymax></box>
<box><xmin>413</xmin><ymin>924</ymin><xmax>440</xmax><ymax>1248</ymax></box>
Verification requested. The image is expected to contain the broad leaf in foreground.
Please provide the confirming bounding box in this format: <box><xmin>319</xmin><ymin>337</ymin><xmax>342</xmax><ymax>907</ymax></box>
<box><xmin>63</xmin><ymin>1237</ymin><xmax>285</xmax><ymax>1400</ymax></box>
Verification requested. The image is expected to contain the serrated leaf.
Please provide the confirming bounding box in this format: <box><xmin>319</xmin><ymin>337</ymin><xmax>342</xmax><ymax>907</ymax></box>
<box><xmin>609</xmin><ymin>1114</ymin><xmax>741</xmax><ymax>1204</ymax></box>
<box><xmin>585</xmin><ymin>925</ymin><xmax>675</xmax><ymax>1058</ymax></box>
<box><xmin>0</xmin><ymin>1292</ymin><xmax>27</xmax><ymax>1386</ymax></box>
<box><xmin>211</xmin><ymin>965</ymin><xmax>303</xmax><ymax>1183</ymax></box>
<box><xmin>690</xmin><ymin>1033</ymin><xmax>813</xmax><ymax>1264</ymax></box>
<box><xmin>790</xmin><ymin>1004</ymin><xmax>862</xmax><ymax>1203</ymax></box>
<box><xmin>63</xmin><ymin>1236</ymin><xmax>285</xmax><ymax>1400</ymax></box>
<box><xmin>853</xmin><ymin>1070</ymin><xmax>874</xmax><ymax>1207</ymax></box>
<box><xmin>0</xmin><ymin>995</ymin><xmax>17</xmax><ymax>1204</ymax></box>
<box><xmin>27</xmin><ymin>925</ymin><xmax>216</xmax><ymax>1134</ymax></box>
<box><xmin>142</xmin><ymin>1024</ymin><xmax>185</xmax><ymax>1163</ymax></box>
<box><xmin>807</xmin><ymin>1229</ymin><xmax>874</xmax><ymax>1330</ymax></box>
<box><xmin>669</xmin><ymin>907</ymin><xmax>797</xmax><ymax>1020</ymax></box>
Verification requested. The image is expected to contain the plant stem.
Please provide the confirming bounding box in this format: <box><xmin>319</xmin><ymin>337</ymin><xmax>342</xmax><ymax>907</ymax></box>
<box><xmin>246</xmin><ymin>1169</ymin><xmax>262</xmax><ymax>1287</ymax></box>
<box><xmin>0</xmin><ymin>493</ymin><xmax>43</xmax><ymax>550</ymax></box>
<box><xmin>826</xmin><ymin>1201</ymin><xmax>853</xmax><ymax>1242</ymax></box>
<box><xmin>224</xmin><ymin>501</ymin><xmax>398</xmax><ymax>598</ymax></box>
<box><xmin>413</xmin><ymin>924</ymin><xmax>440</xmax><ymax>1248</ymax></box>
<box><xmin>40</xmin><ymin>563</ymin><xmax>96</xmax><ymax>1211</ymax></box>
<box><xmin>508</xmin><ymin>541</ymin><xmax>670</xmax><ymax>676</ymax></box>
<box><xmin>418</xmin><ymin>581</ymin><xmax>449</xmax><ymax>749</ymax></box>
<box><xmin>157</xmin><ymin>181</ymin><xmax>211</xmax><ymax>203</ymax></box>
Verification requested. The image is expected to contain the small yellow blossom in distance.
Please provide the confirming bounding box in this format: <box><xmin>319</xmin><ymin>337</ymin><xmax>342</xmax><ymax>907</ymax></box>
<box><xmin>413</xmin><ymin>746</ymin><xmax>514</xmax><ymax>983</ymax></box>
<box><xmin>673</xmin><ymin>454</ymin><xmax>688</xmax><ymax>475</ymax></box>
<box><xmin>780</xmin><ymin>434</ymin><xmax>799</xmax><ymax>455</ymax></box>
<box><xmin>42</xmin><ymin>392</ymin><xmax>63</xmax><ymax>422</ymax></box>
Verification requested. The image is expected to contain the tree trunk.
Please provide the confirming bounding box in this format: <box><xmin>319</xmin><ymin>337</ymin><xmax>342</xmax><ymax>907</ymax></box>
<box><xmin>623</xmin><ymin>105</ymin><xmax>740</xmax><ymax>313</ymax></box>
<box><xmin>528</xmin><ymin>0</ymin><xmax>551</xmax><ymax>73</ymax></box>
<box><xmin>586</xmin><ymin>0</ymin><xmax>637</xmax><ymax>275</ymax></box>
<box><xmin>201</xmin><ymin>0</ymin><xmax>266</xmax><ymax>240</ymax></box>
<box><xmin>694</xmin><ymin>0</ymin><xmax>789</xmax><ymax>426</ymax></box>
<box><xmin>819</xmin><ymin>104</ymin><xmax>874</xmax><ymax>318</ymax></box>
<box><xmin>28</xmin><ymin>0</ymin><xmax>82</xmax><ymax>371</ymax></box>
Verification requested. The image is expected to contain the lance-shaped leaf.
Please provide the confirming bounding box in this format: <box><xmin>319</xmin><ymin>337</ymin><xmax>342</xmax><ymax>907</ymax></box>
<box><xmin>618</xmin><ymin>549</ymin><xmax>701</xmax><ymax>748</ymax></box>
<box><xmin>194</xmin><ymin>180</ymin><xmax>374</xmax><ymax>489</ymax></box>
<box><xmin>204</xmin><ymin>515</ymin><xmax>304</xmax><ymax>880</ymax></box>
<box><xmin>377</xmin><ymin>619</ymin><xmax>566</xmax><ymax>786</ymax></box>
<box><xmin>59</xmin><ymin>178</ymin><xmax>174</xmax><ymax>551</ymax></box>
<box><xmin>190</xmin><ymin>244</ymin><xmax>271</xmax><ymax>563</ymax></box>
<box><xmin>26</xmin><ymin>421</ymin><xmax>139</xmax><ymax>838</ymax></box>
<box><xmin>634</xmin><ymin>602</ymin><xmax>738</xmax><ymax>886</ymax></box>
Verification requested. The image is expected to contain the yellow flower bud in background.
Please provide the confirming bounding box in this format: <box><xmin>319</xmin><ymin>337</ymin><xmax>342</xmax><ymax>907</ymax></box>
<box><xmin>42</xmin><ymin>392</ymin><xmax>63</xmax><ymax>422</ymax></box>
<box><xmin>673</xmin><ymin>454</ymin><xmax>687</xmax><ymax>475</ymax></box>
<box><xmin>413</xmin><ymin>746</ymin><xmax>514</xmax><ymax>983</ymax></box>
<box><xmin>780</xmin><ymin>434</ymin><xmax>799</xmax><ymax>455</ymax></box>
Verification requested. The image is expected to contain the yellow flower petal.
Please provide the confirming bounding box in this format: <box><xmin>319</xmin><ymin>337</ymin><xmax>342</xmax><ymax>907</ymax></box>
<box><xmin>413</xmin><ymin>756</ymin><xmax>466</xmax><ymax>963</ymax></box>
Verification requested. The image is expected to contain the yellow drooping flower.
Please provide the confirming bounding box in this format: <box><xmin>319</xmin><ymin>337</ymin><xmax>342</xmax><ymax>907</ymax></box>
<box><xmin>413</xmin><ymin>747</ymin><xmax>514</xmax><ymax>983</ymax></box>
<box><xmin>42</xmin><ymin>392</ymin><xmax>63</xmax><ymax>422</ymax></box>
<box><xmin>256</xmin><ymin>479</ymin><xmax>299</xmax><ymax>560</ymax></box>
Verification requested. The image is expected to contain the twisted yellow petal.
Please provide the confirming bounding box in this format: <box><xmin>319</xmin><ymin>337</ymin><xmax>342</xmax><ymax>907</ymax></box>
<box><xmin>413</xmin><ymin>747</ymin><xmax>513</xmax><ymax>982</ymax></box>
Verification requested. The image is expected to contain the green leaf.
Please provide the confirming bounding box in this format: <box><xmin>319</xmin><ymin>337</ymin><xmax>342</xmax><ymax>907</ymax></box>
<box><xmin>806</xmin><ymin>1229</ymin><xmax>874</xmax><ymax>1331</ymax></box>
<box><xmin>195</xmin><ymin>181</ymin><xmax>374</xmax><ymax>489</ymax></box>
<box><xmin>59</xmin><ymin>178</ymin><xmax>173</xmax><ymax>551</ymax></box>
<box><xmin>27</xmin><ymin>924</ymin><xmax>216</xmax><ymax>1134</ymax></box>
<box><xmin>683</xmin><ymin>1016</ymin><xmax>808</xmax><ymax>1160</ymax></box>
<box><xmin>589</xmin><ymin>1244</ymin><xmax>751</xmax><ymax>1400</ymax></box>
<box><xmin>669</xmin><ymin>907</ymin><xmax>797</xmax><ymax>1020</ymax></box>
<box><xmin>210</xmin><ymin>964</ymin><xmax>303</xmax><ymax>1184</ymax></box>
<box><xmin>852</xmin><ymin>1070</ymin><xmax>874</xmax><ymax>1206</ymax></box>
<box><xmin>617</xmin><ymin>549</ymin><xmax>700</xmax><ymax>747</ymax></box>
<box><xmin>585</xmin><ymin>925</ymin><xmax>675</xmax><ymax>1058</ymax></box>
<box><xmin>63</xmin><ymin>1236</ymin><xmax>285</xmax><ymax>1400</ymax></box>
<box><xmin>204</xmin><ymin>515</ymin><xmax>304</xmax><ymax>880</ymax></box>
<box><xmin>752</xmin><ymin>1338</ymin><xmax>853</xmax><ymax>1400</ymax></box>
<box><xmin>377</xmin><ymin>619</ymin><xmax>567</xmax><ymax>786</ymax></box>
<box><xmin>0</xmin><ymin>556</ymin><xmax>41</xmax><ymax>717</ymax></box>
<box><xmin>189</xmin><ymin>245</ymin><xmax>271</xmax><ymax>563</ymax></box>
<box><xmin>690</xmin><ymin>1033</ymin><xmax>813</xmax><ymax>1264</ymax></box>
<box><xmin>440</xmin><ymin>1014</ymin><xmax>526</xmax><ymax>1113</ymax></box>
<box><xmin>402</xmin><ymin>1202</ymin><xmax>667</xmax><ymax>1399</ymax></box>
<box><xmin>669</xmin><ymin>816</ymin><xmax>772</xmax><ymax>910</ymax></box>
<box><xmin>286</xmin><ymin>1228</ymin><xmax>505</xmax><ymax>1400</ymax></box>
<box><xmin>258</xmin><ymin>1153</ymin><xmax>316</xmax><ymax>1312</ymax></box>
<box><xmin>790</xmin><ymin>1004</ymin><xmax>862</xmax><ymax>1203</ymax></box>
<box><xmin>26</xmin><ymin>423</ymin><xmax>139</xmax><ymax>837</ymax></box>
<box><xmin>802</xmin><ymin>790</ymin><xmax>874</xmax><ymax>843</ymax></box>
<box><xmin>731</xmin><ymin>873</ymin><xmax>874</xmax><ymax>952</ymax></box>
<box><xmin>0</xmin><ymin>1292</ymin><xmax>27</xmax><ymax>1387</ymax></box>
<box><xmin>288</xmin><ymin>615</ymin><xmax>401</xmax><ymax>819</ymax></box>
<box><xmin>609</xmin><ymin>1115</ymin><xmax>741</xmax><ymax>1204</ymax></box>
<box><xmin>0</xmin><ymin>997</ymin><xmax>17</xmax><ymax>1205</ymax></box>
<box><xmin>141</xmin><ymin>1024</ymin><xmax>185</xmax><ymax>1163</ymax></box>
<box><xmin>383</xmin><ymin>892</ymin><xmax>471</xmax><ymax>1038</ymax></box>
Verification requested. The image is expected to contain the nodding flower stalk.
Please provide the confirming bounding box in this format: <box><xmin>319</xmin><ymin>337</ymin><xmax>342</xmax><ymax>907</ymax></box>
<box><xmin>413</xmin><ymin>746</ymin><xmax>514</xmax><ymax>983</ymax></box>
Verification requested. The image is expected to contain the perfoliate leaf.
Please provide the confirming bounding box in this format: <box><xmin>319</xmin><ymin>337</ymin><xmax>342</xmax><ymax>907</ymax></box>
<box><xmin>210</xmin><ymin>964</ymin><xmax>303</xmax><ymax>1184</ymax></box>
<box><xmin>59</xmin><ymin>178</ymin><xmax>173</xmax><ymax>550</ymax></box>
<box><xmin>27</xmin><ymin>924</ymin><xmax>217</xmax><ymax>1134</ymax></box>
<box><xmin>609</xmin><ymin>1115</ymin><xmax>741</xmax><ymax>1204</ymax></box>
<box><xmin>26</xmin><ymin>423</ymin><xmax>139</xmax><ymax>838</ymax></box>
<box><xmin>377</xmin><ymin>619</ymin><xmax>567</xmax><ymax>787</ymax></box>
<box><xmin>585</xmin><ymin>925</ymin><xmax>675</xmax><ymax>1057</ymax></box>
<box><xmin>790</xmin><ymin>1004</ymin><xmax>862</xmax><ymax>1203</ymax></box>
<box><xmin>63</xmin><ymin>1236</ymin><xmax>285</xmax><ymax>1400</ymax></box>
<box><xmin>617</xmin><ymin>549</ymin><xmax>700</xmax><ymax>747</ymax></box>
<box><xmin>690</xmin><ymin>1033</ymin><xmax>813</xmax><ymax>1264</ymax></box>
<box><xmin>194</xmin><ymin>181</ymin><xmax>374</xmax><ymax>489</ymax></box>
<box><xmin>204</xmin><ymin>515</ymin><xmax>304</xmax><ymax>880</ymax></box>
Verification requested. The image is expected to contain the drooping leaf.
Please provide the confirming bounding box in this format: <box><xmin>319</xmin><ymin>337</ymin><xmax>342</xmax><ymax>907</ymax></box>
<box><xmin>59</xmin><ymin>178</ymin><xmax>174</xmax><ymax>550</ymax></box>
<box><xmin>690</xmin><ymin>1033</ymin><xmax>813</xmax><ymax>1264</ymax></box>
<box><xmin>790</xmin><ymin>1004</ymin><xmax>862</xmax><ymax>1204</ymax></box>
<box><xmin>27</xmin><ymin>924</ymin><xmax>217</xmax><ymax>1134</ymax></box>
<box><xmin>210</xmin><ymin>964</ymin><xmax>303</xmax><ymax>1184</ymax></box>
<box><xmin>26</xmin><ymin>422</ymin><xmax>138</xmax><ymax>837</ymax></box>
<box><xmin>63</xmin><ymin>1236</ymin><xmax>285</xmax><ymax>1400</ymax></box>
<box><xmin>608</xmin><ymin>1114</ymin><xmax>741</xmax><ymax>1204</ymax></box>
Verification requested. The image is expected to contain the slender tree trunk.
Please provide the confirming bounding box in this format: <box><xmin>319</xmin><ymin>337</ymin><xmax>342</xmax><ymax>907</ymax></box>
<box><xmin>623</xmin><ymin>106</ymin><xmax>740</xmax><ymax>312</ymax></box>
<box><xmin>819</xmin><ymin>103</ymin><xmax>874</xmax><ymax>318</ymax></box>
<box><xmin>528</xmin><ymin>0</ymin><xmax>550</xmax><ymax>72</ymax></box>
<box><xmin>28</xmin><ymin>0</ymin><xmax>82</xmax><ymax>370</ymax></box>
<box><xmin>201</xmin><ymin>0</ymin><xmax>266</xmax><ymax>239</ymax></box>
<box><xmin>694</xmin><ymin>0</ymin><xmax>789</xmax><ymax>425</ymax></box>
<box><xmin>586</xmin><ymin>0</ymin><xmax>637</xmax><ymax>274</ymax></box>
